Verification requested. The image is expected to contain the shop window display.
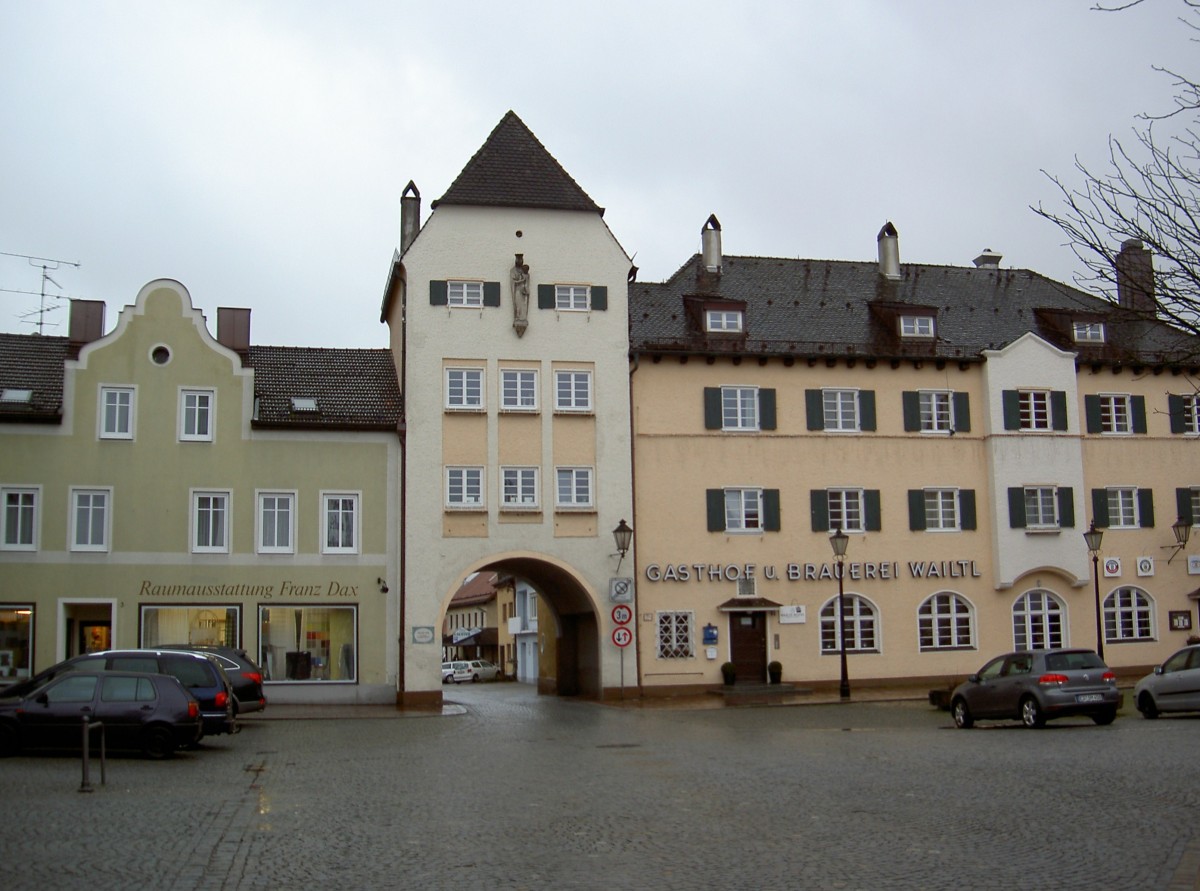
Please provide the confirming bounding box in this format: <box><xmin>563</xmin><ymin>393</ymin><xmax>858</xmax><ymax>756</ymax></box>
<box><xmin>141</xmin><ymin>605</ymin><xmax>240</xmax><ymax>648</ymax></box>
<box><xmin>259</xmin><ymin>606</ymin><xmax>356</xmax><ymax>682</ymax></box>
<box><xmin>0</xmin><ymin>606</ymin><xmax>33</xmax><ymax>683</ymax></box>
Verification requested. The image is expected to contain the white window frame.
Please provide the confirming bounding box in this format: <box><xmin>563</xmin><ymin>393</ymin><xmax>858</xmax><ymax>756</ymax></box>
<box><xmin>827</xmin><ymin>488</ymin><xmax>865</xmax><ymax>533</ymax></box>
<box><xmin>1106</xmin><ymin>487</ymin><xmax>1138</xmax><ymax>529</ymax></box>
<box><xmin>1099</xmin><ymin>393</ymin><xmax>1133</xmax><ymax>435</ymax></box>
<box><xmin>1184</xmin><ymin>395</ymin><xmax>1200</xmax><ymax>435</ymax></box>
<box><xmin>1012</xmin><ymin>590</ymin><xmax>1065</xmax><ymax>650</ymax></box>
<box><xmin>70</xmin><ymin>487</ymin><xmax>111</xmax><ymax>552</ymax></box>
<box><xmin>191</xmin><ymin>490</ymin><xmax>230</xmax><ymax>554</ymax></box>
<box><xmin>180</xmin><ymin>389</ymin><xmax>215</xmax><ymax>442</ymax></box>
<box><xmin>446</xmin><ymin>467</ymin><xmax>485</xmax><ymax>509</ymax></box>
<box><xmin>1023</xmin><ymin>486</ymin><xmax>1059</xmax><ymax>529</ymax></box>
<box><xmin>501</xmin><ymin>467</ymin><xmax>540</xmax><ymax>510</ymax></box>
<box><xmin>555</xmin><ymin>466</ymin><xmax>594</xmax><ymax>510</ymax></box>
<box><xmin>445</xmin><ymin>367</ymin><xmax>484</xmax><ymax>410</ymax></box>
<box><xmin>1104</xmin><ymin>587</ymin><xmax>1155</xmax><ymax>642</ymax></box>
<box><xmin>257</xmin><ymin>490</ymin><xmax>296</xmax><ymax>555</ymax></box>
<box><xmin>322</xmin><ymin>492</ymin><xmax>360</xmax><ymax>554</ymax></box>
<box><xmin>924</xmin><ymin>489</ymin><xmax>960</xmax><ymax>531</ymax></box>
<box><xmin>722</xmin><ymin>386</ymin><xmax>759</xmax><ymax>431</ymax></box>
<box><xmin>1019</xmin><ymin>390</ymin><xmax>1052</xmax><ymax>431</ymax></box>
<box><xmin>1191</xmin><ymin>488</ymin><xmax>1200</xmax><ymax>527</ymax></box>
<box><xmin>1</xmin><ymin>486</ymin><xmax>39</xmax><ymax>551</ymax></box>
<box><xmin>819</xmin><ymin>594</ymin><xmax>878</xmax><ymax>653</ymax></box>
<box><xmin>500</xmin><ymin>369</ymin><xmax>538</xmax><ymax>412</ymax></box>
<box><xmin>705</xmin><ymin>309</ymin><xmax>743</xmax><ymax>332</ymax></box>
<box><xmin>823</xmin><ymin>389</ymin><xmax>859</xmax><ymax>432</ymax></box>
<box><xmin>919</xmin><ymin>390</ymin><xmax>953</xmax><ymax>433</ymax></box>
<box><xmin>99</xmin><ymin>386</ymin><xmax>135</xmax><ymax>440</ymax></box>
<box><xmin>1073</xmin><ymin>321</ymin><xmax>1106</xmax><ymax>343</ymax></box>
<box><xmin>555</xmin><ymin>284</ymin><xmax>590</xmax><ymax>311</ymax></box>
<box><xmin>900</xmin><ymin>315</ymin><xmax>935</xmax><ymax>338</ymax></box>
<box><xmin>554</xmin><ymin>370</ymin><xmax>592</xmax><ymax>413</ymax></box>
<box><xmin>918</xmin><ymin>592</ymin><xmax>975</xmax><ymax>651</ymax></box>
<box><xmin>656</xmin><ymin>611</ymin><xmax>694</xmax><ymax>659</ymax></box>
<box><xmin>448</xmin><ymin>280</ymin><xmax>484</xmax><ymax>308</ymax></box>
<box><xmin>724</xmin><ymin>488</ymin><xmax>763</xmax><ymax>533</ymax></box>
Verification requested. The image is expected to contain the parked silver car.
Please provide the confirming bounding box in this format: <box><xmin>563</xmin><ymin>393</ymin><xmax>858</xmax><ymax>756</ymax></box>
<box><xmin>1134</xmin><ymin>644</ymin><xmax>1200</xmax><ymax>718</ymax></box>
<box><xmin>951</xmin><ymin>648</ymin><xmax>1120</xmax><ymax>729</ymax></box>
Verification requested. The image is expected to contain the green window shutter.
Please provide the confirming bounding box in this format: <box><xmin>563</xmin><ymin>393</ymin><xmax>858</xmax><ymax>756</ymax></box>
<box><xmin>1091</xmin><ymin>489</ymin><xmax>1109</xmax><ymax>527</ymax></box>
<box><xmin>537</xmin><ymin>284</ymin><xmax>555</xmax><ymax>310</ymax></box>
<box><xmin>429</xmin><ymin>280</ymin><xmax>448</xmax><ymax>306</ymax></box>
<box><xmin>810</xmin><ymin>490</ymin><xmax>829</xmax><ymax>532</ymax></box>
<box><xmin>859</xmin><ymin>391</ymin><xmax>877</xmax><ymax>431</ymax></box>
<box><xmin>706</xmin><ymin>490</ymin><xmax>726</xmax><ymax>532</ymax></box>
<box><xmin>865</xmin><ymin>490</ymin><xmax>882</xmax><ymax>531</ymax></box>
<box><xmin>1051</xmin><ymin>391</ymin><xmax>1069</xmax><ymax>431</ymax></box>
<box><xmin>1178</xmin><ymin>488</ymin><xmax>1196</xmax><ymax>525</ymax></box>
<box><xmin>1138</xmin><ymin>488</ymin><xmax>1155</xmax><ymax>528</ymax></box>
<box><xmin>703</xmin><ymin>388</ymin><xmax>722</xmax><ymax>430</ymax></box>
<box><xmin>1058</xmin><ymin>486</ymin><xmax>1075</xmax><ymax>528</ymax></box>
<box><xmin>763</xmin><ymin>489</ymin><xmax>781</xmax><ymax>532</ymax></box>
<box><xmin>1168</xmin><ymin>395</ymin><xmax>1187</xmax><ymax>434</ymax></box>
<box><xmin>590</xmin><ymin>286</ymin><xmax>607</xmax><ymax>311</ymax></box>
<box><xmin>908</xmin><ymin>490</ymin><xmax>926</xmax><ymax>531</ymax></box>
<box><xmin>759</xmin><ymin>389</ymin><xmax>777</xmax><ymax>430</ymax></box>
<box><xmin>952</xmin><ymin>392</ymin><xmax>971</xmax><ymax>433</ymax></box>
<box><xmin>1008</xmin><ymin>487</ymin><xmax>1026</xmax><ymax>528</ymax></box>
<box><xmin>902</xmin><ymin>392</ymin><xmax>921</xmax><ymax>432</ymax></box>
<box><xmin>1084</xmin><ymin>395</ymin><xmax>1102</xmax><ymax>434</ymax></box>
<box><xmin>1131</xmin><ymin>396</ymin><xmax>1147</xmax><ymax>434</ymax></box>
<box><xmin>805</xmin><ymin>390</ymin><xmax>824</xmax><ymax>431</ymax></box>
<box><xmin>483</xmin><ymin>281</ymin><xmax>501</xmax><ymax>307</ymax></box>
<box><xmin>1002</xmin><ymin>391</ymin><xmax>1021</xmax><ymax>430</ymax></box>
<box><xmin>959</xmin><ymin>490</ymin><xmax>977</xmax><ymax>530</ymax></box>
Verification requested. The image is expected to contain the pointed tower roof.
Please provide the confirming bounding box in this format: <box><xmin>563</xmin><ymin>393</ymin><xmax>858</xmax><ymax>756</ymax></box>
<box><xmin>432</xmin><ymin>111</ymin><xmax>603</xmax><ymax>214</ymax></box>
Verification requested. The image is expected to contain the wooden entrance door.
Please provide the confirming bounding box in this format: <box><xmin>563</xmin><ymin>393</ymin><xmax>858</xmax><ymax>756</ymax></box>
<box><xmin>728</xmin><ymin>612</ymin><xmax>766</xmax><ymax>684</ymax></box>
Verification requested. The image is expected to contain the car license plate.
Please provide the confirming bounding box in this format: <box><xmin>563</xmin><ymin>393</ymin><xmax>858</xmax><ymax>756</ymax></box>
<box><xmin>1076</xmin><ymin>693</ymin><xmax>1103</xmax><ymax>703</ymax></box>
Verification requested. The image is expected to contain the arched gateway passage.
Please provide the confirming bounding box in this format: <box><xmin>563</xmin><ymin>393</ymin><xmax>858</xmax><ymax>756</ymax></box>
<box><xmin>444</xmin><ymin>555</ymin><xmax>602</xmax><ymax>699</ymax></box>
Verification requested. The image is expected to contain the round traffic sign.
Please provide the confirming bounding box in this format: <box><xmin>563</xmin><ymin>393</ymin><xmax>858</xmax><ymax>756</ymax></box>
<box><xmin>611</xmin><ymin>604</ymin><xmax>633</xmax><ymax>625</ymax></box>
<box><xmin>611</xmin><ymin>627</ymin><xmax>633</xmax><ymax>648</ymax></box>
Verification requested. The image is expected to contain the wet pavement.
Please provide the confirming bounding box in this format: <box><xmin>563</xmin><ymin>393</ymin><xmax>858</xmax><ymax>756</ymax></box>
<box><xmin>3</xmin><ymin>683</ymin><xmax>1199</xmax><ymax>890</ymax></box>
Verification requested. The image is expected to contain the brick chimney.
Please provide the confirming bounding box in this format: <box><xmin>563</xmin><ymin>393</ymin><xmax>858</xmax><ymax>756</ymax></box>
<box><xmin>400</xmin><ymin>181</ymin><xmax>421</xmax><ymax>254</ymax></box>
<box><xmin>68</xmin><ymin>299</ymin><xmax>106</xmax><ymax>348</ymax></box>
<box><xmin>1115</xmin><ymin>238</ymin><xmax>1155</xmax><ymax>314</ymax></box>
<box><xmin>217</xmin><ymin>307</ymin><xmax>251</xmax><ymax>355</ymax></box>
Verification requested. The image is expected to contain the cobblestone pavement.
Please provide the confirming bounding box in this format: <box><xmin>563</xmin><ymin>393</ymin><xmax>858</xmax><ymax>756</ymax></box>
<box><xmin>3</xmin><ymin>684</ymin><xmax>1199</xmax><ymax>890</ymax></box>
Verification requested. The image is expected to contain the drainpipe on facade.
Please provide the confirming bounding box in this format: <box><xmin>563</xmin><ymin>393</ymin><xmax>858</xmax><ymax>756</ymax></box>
<box><xmin>628</xmin><ymin>350</ymin><xmax>644</xmax><ymax>698</ymax></box>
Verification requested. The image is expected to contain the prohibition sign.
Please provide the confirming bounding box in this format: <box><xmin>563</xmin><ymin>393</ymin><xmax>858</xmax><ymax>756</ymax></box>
<box><xmin>611</xmin><ymin>604</ymin><xmax>633</xmax><ymax>625</ymax></box>
<box><xmin>612</xmin><ymin>626</ymin><xmax>633</xmax><ymax>648</ymax></box>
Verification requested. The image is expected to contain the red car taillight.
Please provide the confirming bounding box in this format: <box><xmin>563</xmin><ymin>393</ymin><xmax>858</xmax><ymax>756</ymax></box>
<box><xmin>188</xmin><ymin>702</ymin><xmax>199</xmax><ymax>718</ymax></box>
<box><xmin>244</xmin><ymin>672</ymin><xmax>262</xmax><ymax>685</ymax></box>
<box><xmin>1102</xmin><ymin>671</ymin><xmax>1116</xmax><ymax>683</ymax></box>
<box><xmin>1038</xmin><ymin>673</ymin><xmax>1070</xmax><ymax>686</ymax></box>
<box><xmin>215</xmin><ymin>691</ymin><xmax>229</xmax><ymax>708</ymax></box>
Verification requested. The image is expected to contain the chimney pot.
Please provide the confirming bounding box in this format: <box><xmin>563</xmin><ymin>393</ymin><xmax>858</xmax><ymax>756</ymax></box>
<box><xmin>1115</xmin><ymin>239</ymin><xmax>1155</xmax><ymax>314</ymax></box>
<box><xmin>701</xmin><ymin>214</ymin><xmax>722</xmax><ymax>274</ymax></box>
<box><xmin>973</xmin><ymin>249</ymin><xmax>1002</xmax><ymax>268</ymax></box>
<box><xmin>400</xmin><ymin>180</ymin><xmax>422</xmax><ymax>254</ymax></box>
<box><xmin>877</xmin><ymin>222</ymin><xmax>901</xmax><ymax>280</ymax></box>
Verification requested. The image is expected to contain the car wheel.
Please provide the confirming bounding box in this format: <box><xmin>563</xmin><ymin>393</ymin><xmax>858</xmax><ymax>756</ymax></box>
<box><xmin>1137</xmin><ymin>692</ymin><xmax>1159</xmax><ymax>720</ymax></box>
<box><xmin>1020</xmin><ymin>696</ymin><xmax>1045</xmax><ymax>729</ymax></box>
<box><xmin>472</xmin><ymin>674</ymin><xmax>480</xmax><ymax>683</ymax></box>
<box><xmin>951</xmin><ymin>698</ymin><xmax>974</xmax><ymax>729</ymax></box>
<box><xmin>1091</xmin><ymin>709</ymin><xmax>1117</xmax><ymax>726</ymax></box>
<box><xmin>0</xmin><ymin>722</ymin><xmax>19</xmax><ymax>757</ymax></box>
<box><xmin>442</xmin><ymin>675</ymin><xmax>451</xmax><ymax>685</ymax></box>
<box><xmin>142</xmin><ymin>725</ymin><xmax>176</xmax><ymax>760</ymax></box>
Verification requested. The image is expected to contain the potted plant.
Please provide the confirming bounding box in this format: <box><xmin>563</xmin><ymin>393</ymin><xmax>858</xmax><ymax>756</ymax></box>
<box><xmin>720</xmin><ymin>661</ymin><xmax>736</xmax><ymax>686</ymax></box>
<box><xmin>768</xmin><ymin>661</ymin><xmax>782</xmax><ymax>685</ymax></box>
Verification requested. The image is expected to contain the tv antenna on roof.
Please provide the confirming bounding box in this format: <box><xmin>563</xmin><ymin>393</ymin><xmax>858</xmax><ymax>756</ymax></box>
<box><xmin>0</xmin><ymin>250</ymin><xmax>81</xmax><ymax>334</ymax></box>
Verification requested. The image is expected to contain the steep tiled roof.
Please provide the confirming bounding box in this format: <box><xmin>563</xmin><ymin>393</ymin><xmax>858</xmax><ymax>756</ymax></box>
<box><xmin>449</xmin><ymin>572</ymin><xmax>498</xmax><ymax>607</ymax></box>
<box><xmin>630</xmin><ymin>254</ymin><xmax>1199</xmax><ymax>366</ymax></box>
<box><xmin>432</xmin><ymin>111</ymin><xmax>602</xmax><ymax>214</ymax></box>
<box><xmin>0</xmin><ymin>333</ymin><xmax>68</xmax><ymax>423</ymax></box>
<box><xmin>245</xmin><ymin>345</ymin><xmax>401</xmax><ymax>431</ymax></box>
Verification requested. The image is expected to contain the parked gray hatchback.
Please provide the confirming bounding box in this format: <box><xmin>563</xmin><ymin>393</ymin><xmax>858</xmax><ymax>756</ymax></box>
<box><xmin>1133</xmin><ymin>644</ymin><xmax>1200</xmax><ymax>718</ymax></box>
<box><xmin>951</xmin><ymin>648</ymin><xmax>1120</xmax><ymax>729</ymax></box>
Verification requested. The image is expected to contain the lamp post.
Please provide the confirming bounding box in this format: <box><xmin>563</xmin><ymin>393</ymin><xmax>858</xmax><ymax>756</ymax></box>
<box><xmin>1083</xmin><ymin>520</ymin><xmax>1105</xmax><ymax>660</ymax></box>
<box><xmin>829</xmin><ymin>527</ymin><xmax>850</xmax><ymax>700</ymax></box>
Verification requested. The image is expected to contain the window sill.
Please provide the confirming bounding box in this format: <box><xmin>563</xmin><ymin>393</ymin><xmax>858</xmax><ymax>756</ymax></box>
<box><xmin>1023</xmin><ymin>527</ymin><xmax>1062</xmax><ymax>536</ymax></box>
<box><xmin>444</xmin><ymin>407</ymin><xmax>486</xmax><ymax>414</ymax></box>
<box><xmin>500</xmin><ymin>505</ymin><xmax>541</xmax><ymax>514</ymax></box>
<box><xmin>445</xmin><ymin>505</ymin><xmax>486</xmax><ymax>513</ymax></box>
<box><xmin>553</xmin><ymin>409</ymin><xmax>594</xmax><ymax>416</ymax></box>
<box><xmin>554</xmin><ymin>506</ymin><xmax>596</xmax><ymax>514</ymax></box>
<box><xmin>499</xmin><ymin>408</ymin><xmax>539</xmax><ymax>415</ymax></box>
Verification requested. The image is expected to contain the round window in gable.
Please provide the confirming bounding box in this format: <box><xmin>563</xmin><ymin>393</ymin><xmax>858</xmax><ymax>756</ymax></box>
<box><xmin>150</xmin><ymin>345</ymin><xmax>171</xmax><ymax>366</ymax></box>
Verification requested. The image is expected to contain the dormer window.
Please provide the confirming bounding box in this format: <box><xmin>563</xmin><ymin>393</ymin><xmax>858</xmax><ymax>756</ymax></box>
<box><xmin>1072</xmin><ymin>321</ymin><xmax>1106</xmax><ymax>344</ymax></box>
<box><xmin>899</xmin><ymin>315</ymin><xmax>935</xmax><ymax>339</ymax></box>
<box><xmin>706</xmin><ymin>309</ymin><xmax>743</xmax><ymax>333</ymax></box>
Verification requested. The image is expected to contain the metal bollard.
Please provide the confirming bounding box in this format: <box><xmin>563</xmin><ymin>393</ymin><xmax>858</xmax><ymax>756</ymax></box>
<box><xmin>79</xmin><ymin>716</ymin><xmax>106</xmax><ymax>793</ymax></box>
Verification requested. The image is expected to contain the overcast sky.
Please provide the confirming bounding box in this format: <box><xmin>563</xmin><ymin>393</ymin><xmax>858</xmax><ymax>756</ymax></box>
<box><xmin>0</xmin><ymin>1</ymin><xmax>1189</xmax><ymax>347</ymax></box>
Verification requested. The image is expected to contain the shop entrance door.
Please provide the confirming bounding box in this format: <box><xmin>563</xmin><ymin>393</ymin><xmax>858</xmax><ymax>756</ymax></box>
<box><xmin>59</xmin><ymin>600</ymin><xmax>116</xmax><ymax>661</ymax></box>
<box><xmin>728</xmin><ymin>612</ymin><xmax>767</xmax><ymax>684</ymax></box>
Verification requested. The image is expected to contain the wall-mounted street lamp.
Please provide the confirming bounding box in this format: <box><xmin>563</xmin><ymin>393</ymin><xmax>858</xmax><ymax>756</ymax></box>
<box><xmin>1083</xmin><ymin>521</ymin><xmax>1104</xmax><ymax>660</ymax></box>
<box><xmin>613</xmin><ymin>519</ymin><xmax>633</xmax><ymax>574</ymax></box>
<box><xmin>829</xmin><ymin>527</ymin><xmax>850</xmax><ymax>701</ymax></box>
<box><xmin>1164</xmin><ymin>516</ymin><xmax>1193</xmax><ymax>564</ymax></box>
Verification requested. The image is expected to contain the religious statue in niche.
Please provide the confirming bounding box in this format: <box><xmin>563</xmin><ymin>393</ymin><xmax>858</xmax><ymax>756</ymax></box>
<box><xmin>511</xmin><ymin>253</ymin><xmax>530</xmax><ymax>337</ymax></box>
